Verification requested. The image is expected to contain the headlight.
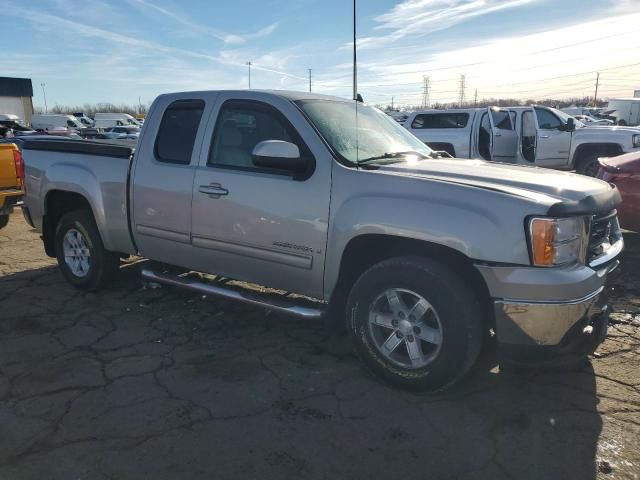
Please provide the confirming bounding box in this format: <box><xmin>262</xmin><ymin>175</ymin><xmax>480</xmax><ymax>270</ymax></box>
<box><xmin>633</xmin><ymin>134</ymin><xmax>640</xmax><ymax>148</ymax></box>
<box><xmin>528</xmin><ymin>217</ymin><xmax>589</xmax><ymax>267</ymax></box>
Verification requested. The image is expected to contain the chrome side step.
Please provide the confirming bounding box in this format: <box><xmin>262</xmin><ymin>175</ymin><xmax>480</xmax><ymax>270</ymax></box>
<box><xmin>141</xmin><ymin>269</ymin><xmax>325</xmax><ymax>320</ymax></box>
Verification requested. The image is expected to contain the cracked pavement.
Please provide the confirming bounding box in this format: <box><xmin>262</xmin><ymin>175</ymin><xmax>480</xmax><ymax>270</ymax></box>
<box><xmin>1</xmin><ymin>211</ymin><xmax>639</xmax><ymax>480</ymax></box>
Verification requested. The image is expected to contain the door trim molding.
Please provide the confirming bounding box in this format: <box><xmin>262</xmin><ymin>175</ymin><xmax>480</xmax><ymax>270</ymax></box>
<box><xmin>136</xmin><ymin>224</ymin><xmax>191</xmax><ymax>244</ymax></box>
<box><xmin>192</xmin><ymin>235</ymin><xmax>313</xmax><ymax>270</ymax></box>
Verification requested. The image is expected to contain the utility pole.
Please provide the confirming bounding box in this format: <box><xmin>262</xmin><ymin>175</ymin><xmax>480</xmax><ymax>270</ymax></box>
<box><xmin>422</xmin><ymin>76</ymin><xmax>430</xmax><ymax>108</ymax></box>
<box><xmin>308</xmin><ymin>69</ymin><xmax>312</xmax><ymax>93</ymax></box>
<box><xmin>391</xmin><ymin>96</ymin><xmax>394</xmax><ymax>109</ymax></box>
<box><xmin>593</xmin><ymin>72</ymin><xmax>600</xmax><ymax>106</ymax></box>
<box><xmin>40</xmin><ymin>83</ymin><xmax>48</xmax><ymax>113</ymax></box>
<box><xmin>474</xmin><ymin>89</ymin><xmax>478</xmax><ymax>107</ymax></box>
<box><xmin>352</xmin><ymin>0</ymin><xmax>358</xmax><ymax>101</ymax></box>
<box><xmin>458</xmin><ymin>74</ymin><xmax>466</xmax><ymax>107</ymax></box>
<box><xmin>246</xmin><ymin>61</ymin><xmax>252</xmax><ymax>89</ymax></box>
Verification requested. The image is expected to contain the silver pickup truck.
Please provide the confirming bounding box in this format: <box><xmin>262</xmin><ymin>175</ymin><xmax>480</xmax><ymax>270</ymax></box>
<box><xmin>22</xmin><ymin>90</ymin><xmax>624</xmax><ymax>390</ymax></box>
<box><xmin>404</xmin><ymin>106</ymin><xmax>640</xmax><ymax>175</ymax></box>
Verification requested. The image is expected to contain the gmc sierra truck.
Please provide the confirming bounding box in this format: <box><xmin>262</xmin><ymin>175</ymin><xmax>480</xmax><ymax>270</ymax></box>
<box><xmin>22</xmin><ymin>90</ymin><xmax>623</xmax><ymax>390</ymax></box>
<box><xmin>404</xmin><ymin>106</ymin><xmax>640</xmax><ymax>175</ymax></box>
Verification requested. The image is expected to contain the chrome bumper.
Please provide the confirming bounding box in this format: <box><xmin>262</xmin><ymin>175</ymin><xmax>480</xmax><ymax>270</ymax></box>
<box><xmin>494</xmin><ymin>287</ymin><xmax>607</xmax><ymax>346</ymax></box>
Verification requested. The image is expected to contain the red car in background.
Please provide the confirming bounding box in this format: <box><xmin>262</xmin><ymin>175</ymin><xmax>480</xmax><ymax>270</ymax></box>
<box><xmin>597</xmin><ymin>151</ymin><xmax>640</xmax><ymax>232</ymax></box>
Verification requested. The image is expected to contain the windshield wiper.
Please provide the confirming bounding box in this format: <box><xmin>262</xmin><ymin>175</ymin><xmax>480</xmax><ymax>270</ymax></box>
<box><xmin>358</xmin><ymin>151</ymin><xmax>426</xmax><ymax>165</ymax></box>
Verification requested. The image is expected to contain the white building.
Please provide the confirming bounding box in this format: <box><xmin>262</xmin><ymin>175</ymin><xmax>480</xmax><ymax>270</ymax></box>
<box><xmin>0</xmin><ymin>77</ymin><xmax>34</xmax><ymax>125</ymax></box>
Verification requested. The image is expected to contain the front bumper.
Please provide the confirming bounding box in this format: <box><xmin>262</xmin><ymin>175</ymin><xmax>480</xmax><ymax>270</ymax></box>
<box><xmin>477</xmin><ymin>259</ymin><xmax>619</xmax><ymax>362</ymax></box>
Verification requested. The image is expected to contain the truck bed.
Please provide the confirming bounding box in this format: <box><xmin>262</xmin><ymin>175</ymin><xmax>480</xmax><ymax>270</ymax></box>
<box><xmin>22</xmin><ymin>138</ymin><xmax>136</xmax><ymax>254</ymax></box>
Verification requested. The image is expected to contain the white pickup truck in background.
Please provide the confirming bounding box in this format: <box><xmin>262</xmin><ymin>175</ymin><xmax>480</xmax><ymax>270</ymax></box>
<box><xmin>404</xmin><ymin>106</ymin><xmax>640</xmax><ymax>175</ymax></box>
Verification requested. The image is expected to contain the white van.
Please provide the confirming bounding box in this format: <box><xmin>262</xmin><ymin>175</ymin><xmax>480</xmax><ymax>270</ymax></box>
<box><xmin>607</xmin><ymin>98</ymin><xmax>640</xmax><ymax>126</ymax></box>
<box><xmin>93</xmin><ymin>113</ymin><xmax>142</xmax><ymax>129</ymax></box>
<box><xmin>32</xmin><ymin>114</ymin><xmax>84</xmax><ymax>130</ymax></box>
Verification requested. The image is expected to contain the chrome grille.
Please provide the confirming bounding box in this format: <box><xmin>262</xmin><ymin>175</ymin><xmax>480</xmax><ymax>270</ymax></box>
<box><xmin>588</xmin><ymin>211</ymin><xmax>623</xmax><ymax>266</ymax></box>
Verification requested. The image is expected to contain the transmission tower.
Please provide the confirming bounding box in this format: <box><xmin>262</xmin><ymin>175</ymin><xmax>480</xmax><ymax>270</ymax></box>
<box><xmin>458</xmin><ymin>74</ymin><xmax>466</xmax><ymax>107</ymax></box>
<box><xmin>422</xmin><ymin>76</ymin><xmax>430</xmax><ymax>108</ymax></box>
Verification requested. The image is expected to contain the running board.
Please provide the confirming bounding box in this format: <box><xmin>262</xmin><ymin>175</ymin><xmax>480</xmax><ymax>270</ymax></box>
<box><xmin>141</xmin><ymin>269</ymin><xmax>325</xmax><ymax>320</ymax></box>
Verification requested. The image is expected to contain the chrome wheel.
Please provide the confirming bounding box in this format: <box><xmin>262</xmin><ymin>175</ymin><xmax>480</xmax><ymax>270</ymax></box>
<box><xmin>368</xmin><ymin>288</ymin><xmax>443</xmax><ymax>369</ymax></box>
<box><xmin>63</xmin><ymin>229</ymin><xmax>91</xmax><ymax>278</ymax></box>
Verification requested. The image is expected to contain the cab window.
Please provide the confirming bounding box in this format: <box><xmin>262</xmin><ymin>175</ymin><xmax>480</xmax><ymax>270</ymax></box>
<box><xmin>534</xmin><ymin>108</ymin><xmax>562</xmax><ymax>130</ymax></box>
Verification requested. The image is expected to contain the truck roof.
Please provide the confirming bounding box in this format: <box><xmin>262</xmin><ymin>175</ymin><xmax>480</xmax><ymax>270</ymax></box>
<box><xmin>156</xmin><ymin>89</ymin><xmax>351</xmax><ymax>104</ymax></box>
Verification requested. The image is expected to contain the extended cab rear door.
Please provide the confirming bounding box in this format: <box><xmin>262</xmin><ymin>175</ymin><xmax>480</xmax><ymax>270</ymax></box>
<box><xmin>487</xmin><ymin>107</ymin><xmax>518</xmax><ymax>163</ymax></box>
<box><xmin>189</xmin><ymin>93</ymin><xmax>331</xmax><ymax>300</ymax></box>
<box><xmin>131</xmin><ymin>92</ymin><xmax>216</xmax><ymax>266</ymax></box>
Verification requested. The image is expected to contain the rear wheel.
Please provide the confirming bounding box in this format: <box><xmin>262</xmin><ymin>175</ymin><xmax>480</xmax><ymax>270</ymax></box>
<box><xmin>54</xmin><ymin>209</ymin><xmax>120</xmax><ymax>291</ymax></box>
<box><xmin>346</xmin><ymin>256</ymin><xmax>484</xmax><ymax>391</ymax></box>
<box><xmin>0</xmin><ymin>215</ymin><xmax>9</xmax><ymax>230</ymax></box>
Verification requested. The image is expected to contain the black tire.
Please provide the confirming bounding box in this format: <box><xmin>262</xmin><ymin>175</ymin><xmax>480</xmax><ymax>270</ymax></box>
<box><xmin>54</xmin><ymin>209</ymin><xmax>120</xmax><ymax>291</ymax></box>
<box><xmin>0</xmin><ymin>215</ymin><xmax>9</xmax><ymax>230</ymax></box>
<box><xmin>346</xmin><ymin>256</ymin><xmax>484</xmax><ymax>391</ymax></box>
<box><xmin>575</xmin><ymin>154</ymin><xmax>600</xmax><ymax>177</ymax></box>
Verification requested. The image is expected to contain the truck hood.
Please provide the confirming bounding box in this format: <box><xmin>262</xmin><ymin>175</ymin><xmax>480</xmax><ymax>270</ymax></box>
<box><xmin>376</xmin><ymin>158</ymin><xmax>620</xmax><ymax>214</ymax></box>
<box><xmin>575</xmin><ymin>125</ymin><xmax>640</xmax><ymax>136</ymax></box>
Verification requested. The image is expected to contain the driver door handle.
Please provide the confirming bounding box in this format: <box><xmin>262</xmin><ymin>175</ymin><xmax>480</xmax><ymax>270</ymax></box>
<box><xmin>540</xmin><ymin>135</ymin><xmax>549</xmax><ymax>139</ymax></box>
<box><xmin>199</xmin><ymin>183</ymin><xmax>229</xmax><ymax>198</ymax></box>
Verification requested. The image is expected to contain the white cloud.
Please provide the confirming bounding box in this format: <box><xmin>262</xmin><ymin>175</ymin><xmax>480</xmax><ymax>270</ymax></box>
<box><xmin>357</xmin><ymin>0</ymin><xmax>540</xmax><ymax>50</ymax></box>
<box><xmin>127</xmin><ymin>0</ymin><xmax>279</xmax><ymax>45</ymax></box>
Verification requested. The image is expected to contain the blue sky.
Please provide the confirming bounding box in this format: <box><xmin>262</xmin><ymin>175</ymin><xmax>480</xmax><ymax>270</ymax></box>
<box><xmin>3</xmin><ymin>0</ymin><xmax>639</xmax><ymax>108</ymax></box>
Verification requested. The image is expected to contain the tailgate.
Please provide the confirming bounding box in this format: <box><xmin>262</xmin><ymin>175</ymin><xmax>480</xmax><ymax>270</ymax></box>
<box><xmin>0</xmin><ymin>144</ymin><xmax>18</xmax><ymax>189</ymax></box>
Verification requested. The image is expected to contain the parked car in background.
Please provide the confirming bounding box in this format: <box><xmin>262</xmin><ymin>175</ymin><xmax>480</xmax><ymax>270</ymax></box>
<box><xmin>21</xmin><ymin>89</ymin><xmax>623</xmax><ymax>390</ymax></box>
<box><xmin>72</xmin><ymin>112</ymin><xmax>94</xmax><ymax>127</ymax></box>
<box><xmin>94</xmin><ymin>113</ymin><xmax>142</xmax><ymax>129</ymax></box>
<box><xmin>404</xmin><ymin>106</ymin><xmax>640</xmax><ymax>175</ymax></box>
<box><xmin>607</xmin><ymin>98</ymin><xmax>640</xmax><ymax>126</ymax></box>
<box><xmin>0</xmin><ymin>142</ymin><xmax>24</xmax><ymax>229</ymax></box>
<box><xmin>32</xmin><ymin>114</ymin><xmax>85</xmax><ymax>131</ymax></box>
<box><xmin>102</xmin><ymin>126</ymin><xmax>140</xmax><ymax>139</ymax></box>
<box><xmin>597</xmin><ymin>151</ymin><xmax>640</xmax><ymax>232</ymax></box>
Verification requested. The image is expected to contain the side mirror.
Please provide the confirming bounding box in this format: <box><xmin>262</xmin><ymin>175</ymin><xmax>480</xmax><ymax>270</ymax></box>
<box><xmin>252</xmin><ymin>140</ymin><xmax>308</xmax><ymax>174</ymax></box>
<box><xmin>563</xmin><ymin>117</ymin><xmax>576</xmax><ymax>132</ymax></box>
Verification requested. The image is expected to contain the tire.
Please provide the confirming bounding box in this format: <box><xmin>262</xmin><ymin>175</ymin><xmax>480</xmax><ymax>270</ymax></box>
<box><xmin>0</xmin><ymin>215</ymin><xmax>9</xmax><ymax>230</ymax></box>
<box><xmin>346</xmin><ymin>256</ymin><xmax>484</xmax><ymax>391</ymax></box>
<box><xmin>575</xmin><ymin>154</ymin><xmax>600</xmax><ymax>177</ymax></box>
<box><xmin>54</xmin><ymin>209</ymin><xmax>120</xmax><ymax>291</ymax></box>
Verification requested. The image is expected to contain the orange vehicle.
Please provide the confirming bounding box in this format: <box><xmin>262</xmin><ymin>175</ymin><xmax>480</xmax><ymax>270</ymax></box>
<box><xmin>0</xmin><ymin>142</ymin><xmax>24</xmax><ymax>229</ymax></box>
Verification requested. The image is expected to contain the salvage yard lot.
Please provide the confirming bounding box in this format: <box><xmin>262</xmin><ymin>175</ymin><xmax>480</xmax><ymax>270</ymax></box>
<box><xmin>1</xmin><ymin>210</ymin><xmax>639</xmax><ymax>480</ymax></box>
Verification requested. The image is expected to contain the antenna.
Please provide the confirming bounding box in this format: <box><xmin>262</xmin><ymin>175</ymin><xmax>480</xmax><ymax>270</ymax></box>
<box><xmin>353</xmin><ymin>0</ymin><xmax>358</xmax><ymax>101</ymax></box>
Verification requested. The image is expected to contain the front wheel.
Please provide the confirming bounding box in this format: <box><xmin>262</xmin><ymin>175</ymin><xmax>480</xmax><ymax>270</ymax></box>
<box><xmin>346</xmin><ymin>256</ymin><xmax>484</xmax><ymax>391</ymax></box>
<box><xmin>0</xmin><ymin>215</ymin><xmax>9</xmax><ymax>230</ymax></box>
<box><xmin>55</xmin><ymin>209</ymin><xmax>120</xmax><ymax>291</ymax></box>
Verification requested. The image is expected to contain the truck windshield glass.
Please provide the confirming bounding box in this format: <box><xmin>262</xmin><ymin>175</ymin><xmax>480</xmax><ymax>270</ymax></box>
<box><xmin>296</xmin><ymin>100</ymin><xmax>432</xmax><ymax>164</ymax></box>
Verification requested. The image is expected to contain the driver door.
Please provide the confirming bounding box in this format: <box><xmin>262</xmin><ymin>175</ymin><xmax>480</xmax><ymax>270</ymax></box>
<box><xmin>533</xmin><ymin>107</ymin><xmax>572</xmax><ymax>167</ymax></box>
<box><xmin>488</xmin><ymin>108</ymin><xmax>518</xmax><ymax>163</ymax></box>
<box><xmin>189</xmin><ymin>95</ymin><xmax>331</xmax><ymax>299</ymax></box>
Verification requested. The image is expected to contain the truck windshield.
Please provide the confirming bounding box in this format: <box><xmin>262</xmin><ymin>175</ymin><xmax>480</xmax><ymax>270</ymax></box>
<box><xmin>296</xmin><ymin>100</ymin><xmax>432</xmax><ymax>164</ymax></box>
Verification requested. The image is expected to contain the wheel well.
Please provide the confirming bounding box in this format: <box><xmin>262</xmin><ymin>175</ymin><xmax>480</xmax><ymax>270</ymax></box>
<box><xmin>572</xmin><ymin>143</ymin><xmax>623</xmax><ymax>167</ymax></box>
<box><xmin>42</xmin><ymin>190</ymin><xmax>93</xmax><ymax>257</ymax></box>
<box><xmin>426</xmin><ymin>142</ymin><xmax>456</xmax><ymax>157</ymax></box>
<box><xmin>332</xmin><ymin>234</ymin><xmax>493</xmax><ymax>327</ymax></box>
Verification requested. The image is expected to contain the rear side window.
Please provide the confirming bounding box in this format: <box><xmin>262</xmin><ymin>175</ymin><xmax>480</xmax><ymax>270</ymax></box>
<box><xmin>155</xmin><ymin>99</ymin><xmax>205</xmax><ymax>164</ymax></box>
<box><xmin>411</xmin><ymin>113</ymin><xmax>469</xmax><ymax>129</ymax></box>
<box><xmin>490</xmin><ymin>110</ymin><xmax>513</xmax><ymax>130</ymax></box>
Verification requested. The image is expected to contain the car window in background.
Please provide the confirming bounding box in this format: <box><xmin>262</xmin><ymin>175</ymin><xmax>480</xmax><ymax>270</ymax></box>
<box><xmin>490</xmin><ymin>110</ymin><xmax>513</xmax><ymax>130</ymax></box>
<box><xmin>411</xmin><ymin>113</ymin><xmax>469</xmax><ymax>129</ymax></box>
<box><xmin>155</xmin><ymin>99</ymin><xmax>205</xmax><ymax>164</ymax></box>
<box><xmin>534</xmin><ymin>107</ymin><xmax>562</xmax><ymax>129</ymax></box>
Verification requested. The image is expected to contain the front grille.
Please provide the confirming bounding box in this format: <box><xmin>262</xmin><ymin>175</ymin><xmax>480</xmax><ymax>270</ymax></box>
<box><xmin>588</xmin><ymin>211</ymin><xmax>622</xmax><ymax>265</ymax></box>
